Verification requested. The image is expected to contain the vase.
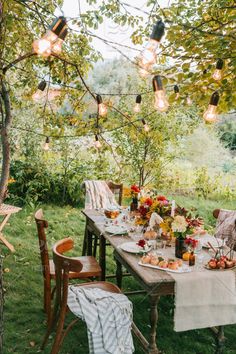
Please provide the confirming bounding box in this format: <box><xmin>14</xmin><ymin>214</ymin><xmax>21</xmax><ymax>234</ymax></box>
<box><xmin>175</xmin><ymin>236</ymin><xmax>186</xmax><ymax>258</ymax></box>
<box><xmin>130</xmin><ymin>197</ymin><xmax>138</xmax><ymax>211</ymax></box>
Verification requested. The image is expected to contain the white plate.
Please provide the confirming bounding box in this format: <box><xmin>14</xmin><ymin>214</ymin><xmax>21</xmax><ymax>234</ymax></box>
<box><xmin>119</xmin><ymin>242</ymin><xmax>151</xmax><ymax>253</ymax></box>
<box><xmin>138</xmin><ymin>261</ymin><xmax>192</xmax><ymax>273</ymax></box>
<box><xmin>201</xmin><ymin>238</ymin><xmax>225</xmax><ymax>249</ymax></box>
<box><xmin>105</xmin><ymin>225</ymin><xmax>128</xmax><ymax>235</ymax></box>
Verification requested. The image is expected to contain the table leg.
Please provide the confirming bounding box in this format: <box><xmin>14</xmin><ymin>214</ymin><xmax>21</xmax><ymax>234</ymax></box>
<box><xmin>148</xmin><ymin>293</ymin><xmax>160</xmax><ymax>354</ymax></box>
<box><xmin>215</xmin><ymin>326</ymin><xmax>225</xmax><ymax>354</ymax></box>
<box><xmin>0</xmin><ymin>214</ymin><xmax>11</xmax><ymax>232</ymax></box>
<box><xmin>0</xmin><ymin>233</ymin><xmax>15</xmax><ymax>252</ymax></box>
<box><xmin>99</xmin><ymin>234</ymin><xmax>106</xmax><ymax>281</ymax></box>
<box><xmin>115</xmin><ymin>257</ymin><xmax>123</xmax><ymax>289</ymax></box>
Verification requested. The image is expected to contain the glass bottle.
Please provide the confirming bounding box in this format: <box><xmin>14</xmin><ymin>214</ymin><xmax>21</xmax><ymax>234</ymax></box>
<box><xmin>189</xmin><ymin>251</ymin><xmax>195</xmax><ymax>266</ymax></box>
<box><xmin>130</xmin><ymin>196</ymin><xmax>138</xmax><ymax>211</ymax></box>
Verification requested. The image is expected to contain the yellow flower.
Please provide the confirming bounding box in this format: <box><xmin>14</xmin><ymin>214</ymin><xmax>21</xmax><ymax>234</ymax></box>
<box><xmin>8</xmin><ymin>178</ymin><xmax>16</xmax><ymax>184</ymax></box>
<box><xmin>123</xmin><ymin>186</ymin><xmax>131</xmax><ymax>197</ymax></box>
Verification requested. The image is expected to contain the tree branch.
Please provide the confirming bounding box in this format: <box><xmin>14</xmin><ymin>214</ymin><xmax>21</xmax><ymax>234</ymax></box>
<box><xmin>2</xmin><ymin>52</ymin><xmax>37</xmax><ymax>74</ymax></box>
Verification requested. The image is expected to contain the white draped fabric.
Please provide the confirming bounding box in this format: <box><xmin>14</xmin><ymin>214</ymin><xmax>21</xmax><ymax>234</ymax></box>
<box><xmin>84</xmin><ymin>180</ymin><xmax>119</xmax><ymax>209</ymax></box>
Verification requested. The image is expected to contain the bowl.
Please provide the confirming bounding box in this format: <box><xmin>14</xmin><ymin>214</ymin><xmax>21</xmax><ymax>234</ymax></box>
<box><xmin>104</xmin><ymin>209</ymin><xmax>120</xmax><ymax>219</ymax></box>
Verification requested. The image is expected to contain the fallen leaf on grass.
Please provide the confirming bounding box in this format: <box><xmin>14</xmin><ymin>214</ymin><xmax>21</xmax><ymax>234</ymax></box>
<box><xmin>4</xmin><ymin>268</ymin><xmax>10</xmax><ymax>273</ymax></box>
<box><xmin>29</xmin><ymin>341</ymin><xmax>35</xmax><ymax>347</ymax></box>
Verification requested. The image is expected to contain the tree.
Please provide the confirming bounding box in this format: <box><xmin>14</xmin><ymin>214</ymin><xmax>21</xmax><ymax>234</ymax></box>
<box><xmin>111</xmin><ymin>93</ymin><xmax>200</xmax><ymax>187</ymax></box>
<box><xmin>87</xmin><ymin>0</ymin><xmax>236</xmax><ymax>112</ymax></box>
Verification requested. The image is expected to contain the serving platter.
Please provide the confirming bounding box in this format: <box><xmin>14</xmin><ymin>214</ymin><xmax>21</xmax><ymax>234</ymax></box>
<box><xmin>204</xmin><ymin>264</ymin><xmax>236</xmax><ymax>271</ymax></box>
<box><xmin>138</xmin><ymin>261</ymin><xmax>192</xmax><ymax>273</ymax></box>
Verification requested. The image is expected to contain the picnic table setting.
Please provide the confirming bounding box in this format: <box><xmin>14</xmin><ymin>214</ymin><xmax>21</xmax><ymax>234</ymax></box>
<box><xmin>82</xmin><ymin>182</ymin><xmax>236</xmax><ymax>354</ymax></box>
<box><xmin>2</xmin><ymin>1</ymin><xmax>236</xmax><ymax>353</ymax></box>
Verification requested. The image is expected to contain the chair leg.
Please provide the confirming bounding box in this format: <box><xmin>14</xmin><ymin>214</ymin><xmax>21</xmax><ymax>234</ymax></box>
<box><xmin>51</xmin><ymin>305</ymin><xmax>68</xmax><ymax>354</ymax></box>
<box><xmin>82</xmin><ymin>223</ymin><xmax>88</xmax><ymax>256</ymax></box>
<box><xmin>93</xmin><ymin>235</ymin><xmax>98</xmax><ymax>258</ymax></box>
<box><xmin>44</xmin><ymin>281</ymin><xmax>52</xmax><ymax>326</ymax></box>
<box><xmin>41</xmin><ymin>294</ymin><xmax>60</xmax><ymax>350</ymax></box>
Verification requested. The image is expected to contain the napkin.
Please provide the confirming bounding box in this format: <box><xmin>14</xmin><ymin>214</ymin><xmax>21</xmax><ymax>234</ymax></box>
<box><xmin>149</xmin><ymin>212</ymin><xmax>163</xmax><ymax>229</ymax></box>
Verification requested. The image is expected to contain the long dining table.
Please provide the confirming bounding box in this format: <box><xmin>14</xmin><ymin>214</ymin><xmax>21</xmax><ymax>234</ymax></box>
<box><xmin>82</xmin><ymin>209</ymin><xmax>227</xmax><ymax>354</ymax></box>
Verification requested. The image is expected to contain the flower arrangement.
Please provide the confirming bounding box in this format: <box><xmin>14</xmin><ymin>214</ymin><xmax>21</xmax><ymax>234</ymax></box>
<box><xmin>162</xmin><ymin>213</ymin><xmax>203</xmax><ymax>239</ymax></box>
<box><xmin>130</xmin><ymin>185</ymin><xmax>140</xmax><ymax>198</ymax></box>
<box><xmin>135</xmin><ymin>195</ymin><xmax>171</xmax><ymax>226</ymax></box>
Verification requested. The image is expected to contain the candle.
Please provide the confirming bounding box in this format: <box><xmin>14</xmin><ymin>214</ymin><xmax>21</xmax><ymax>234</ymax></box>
<box><xmin>171</xmin><ymin>200</ymin><xmax>175</xmax><ymax>217</ymax></box>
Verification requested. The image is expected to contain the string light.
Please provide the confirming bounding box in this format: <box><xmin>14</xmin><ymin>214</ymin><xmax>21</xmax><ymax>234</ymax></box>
<box><xmin>141</xmin><ymin>118</ymin><xmax>150</xmax><ymax>132</ymax></box>
<box><xmin>51</xmin><ymin>27</ymin><xmax>68</xmax><ymax>54</ymax></box>
<box><xmin>152</xmin><ymin>75</ymin><xmax>169</xmax><ymax>112</ymax></box>
<box><xmin>186</xmin><ymin>96</ymin><xmax>192</xmax><ymax>106</ymax></box>
<box><xmin>32</xmin><ymin>80</ymin><xmax>47</xmax><ymax>100</ymax></box>
<box><xmin>43</xmin><ymin>136</ymin><xmax>50</xmax><ymax>151</ymax></box>
<box><xmin>212</xmin><ymin>59</ymin><xmax>224</xmax><ymax>81</ymax></box>
<box><xmin>134</xmin><ymin>95</ymin><xmax>142</xmax><ymax>113</ymax></box>
<box><xmin>96</xmin><ymin>95</ymin><xmax>107</xmax><ymax>117</ymax></box>
<box><xmin>203</xmin><ymin>91</ymin><xmax>220</xmax><ymax>123</ymax></box>
<box><xmin>139</xmin><ymin>20</ymin><xmax>165</xmax><ymax>77</ymax></box>
<box><xmin>174</xmin><ymin>85</ymin><xmax>180</xmax><ymax>99</ymax></box>
<box><xmin>94</xmin><ymin>134</ymin><xmax>102</xmax><ymax>149</ymax></box>
<box><xmin>33</xmin><ymin>16</ymin><xmax>67</xmax><ymax>57</ymax></box>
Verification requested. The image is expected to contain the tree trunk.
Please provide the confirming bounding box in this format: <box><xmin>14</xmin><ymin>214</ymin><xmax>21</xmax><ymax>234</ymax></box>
<box><xmin>0</xmin><ymin>80</ymin><xmax>12</xmax><ymax>205</ymax></box>
<box><xmin>0</xmin><ymin>256</ymin><xmax>3</xmax><ymax>353</ymax></box>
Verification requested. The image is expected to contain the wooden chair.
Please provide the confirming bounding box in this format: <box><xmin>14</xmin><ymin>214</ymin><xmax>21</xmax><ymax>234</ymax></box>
<box><xmin>82</xmin><ymin>181</ymin><xmax>123</xmax><ymax>257</ymax></box>
<box><xmin>34</xmin><ymin>209</ymin><xmax>101</xmax><ymax>326</ymax></box>
<box><xmin>42</xmin><ymin>238</ymin><xmax>121</xmax><ymax>354</ymax></box>
<box><xmin>106</xmin><ymin>181</ymin><xmax>123</xmax><ymax>206</ymax></box>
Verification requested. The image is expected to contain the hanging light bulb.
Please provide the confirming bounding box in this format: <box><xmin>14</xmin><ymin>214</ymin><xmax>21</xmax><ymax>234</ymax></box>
<box><xmin>96</xmin><ymin>95</ymin><xmax>107</xmax><ymax>117</ymax></box>
<box><xmin>139</xmin><ymin>20</ymin><xmax>165</xmax><ymax>77</ymax></box>
<box><xmin>174</xmin><ymin>85</ymin><xmax>180</xmax><ymax>99</ymax></box>
<box><xmin>186</xmin><ymin>96</ymin><xmax>192</xmax><ymax>106</ymax></box>
<box><xmin>212</xmin><ymin>59</ymin><xmax>223</xmax><ymax>81</ymax></box>
<box><xmin>32</xmin><ymin>80</ymin><xmax>47</xmax><ymax>100</ymax></box>
<box><xmin>33</xmin><ymin>16</ymin><xmax>67</xmax><ymax>57</ymax></box>
<box><xmin>94</xmin><ymin>134</ymin><xmax>102</xmax><ymax>149</ymax></box>
<box><xmin>51</xmin><ymin>27</ymin><xmax>68</xmax><ymax>54</ymax></box>
<box><xmin>141</xmin><ymin>119</ymin><xmax>150</xmax><ymax>132</ymax></box>
<box><xmin>203</xmin><ymin>91</ymin><xmax>219</xmax><ymax>123</ymax></box>
<box><xmin>43</xmin><ymin>137</ymin><xmax>50</xmax><ymax>151</ymax></box>
<box><xmin>153</xmin><ymin>75</ymin><xmax>169</xmax><ymax>112</ymax></box>
<box><xmin>134</xmin><ymin>95</ymin><xmax>142</xmax><ymax>113</ymax></box>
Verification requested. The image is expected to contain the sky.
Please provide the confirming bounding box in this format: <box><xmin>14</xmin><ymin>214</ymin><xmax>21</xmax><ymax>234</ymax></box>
<box><xmin>61</xmin><ymin>0</ymin><xmax>171</xmax><ymax>59</ymax></box>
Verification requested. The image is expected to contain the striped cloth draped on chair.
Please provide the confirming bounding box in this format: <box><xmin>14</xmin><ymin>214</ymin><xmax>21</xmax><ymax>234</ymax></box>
<box><xmin>84</xmin><ymin>180</ymin><xmax>119</xmax><ymax>209</ymax></box>
<box><xmin>68</xmin><ymin>286</ymin><xmax>134</xmax><ymax>354</ymax></box>
<box><xmin>215</xmin><ymin>209</ymin><xmax>236</xmax><ymax>248</ymax></box>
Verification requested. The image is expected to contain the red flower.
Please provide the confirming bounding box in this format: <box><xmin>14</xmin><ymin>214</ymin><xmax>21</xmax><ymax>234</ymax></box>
<box><xmin>157</xmin><ymin>195</ymin><xmax>167</xmax><ymax>202</ymax></box>
<box><xmin>185</xmin><ymin>237</ymin><xmax>198</xmax><ymax>248</ymax></box>
<box><xmin>139</xmin><ymin>205</ymin><xmax>148</xmax><ymax>216</ymax></box>
<box><xmin>137</xmin><ymin>239</ymin><xmax>146</xmax><ymax>248</ymax></box>
<box><xmin>131</xmin><ymin>185</ymin><xmax>140</xmax><ymax>193</ymax></box>
<box><xmin>145</xmin><ymin>197</ymin><xmax>153</xmax><ymax>206</ymax></box>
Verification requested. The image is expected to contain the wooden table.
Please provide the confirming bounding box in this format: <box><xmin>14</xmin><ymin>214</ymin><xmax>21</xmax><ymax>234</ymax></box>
<box><xmin>82</xmin><ymin>209</ymin><xmax>174</xmax><ymax>353</ymax></box>
<box><xmin>82</xmin><ymin>209</ymin><xmax>226</xmax><ymax>354</ymax></box>
<box><xmin>0</xmin><ymin>204</ymin><xmax>21</xmax><ymax>252</ymax></box>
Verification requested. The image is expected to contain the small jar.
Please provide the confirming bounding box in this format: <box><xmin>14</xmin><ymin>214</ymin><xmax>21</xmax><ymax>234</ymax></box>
<box><xmin>189</xmin><ymin>251</ymin><xmax>195</xmax><ymax>266</ymax></box>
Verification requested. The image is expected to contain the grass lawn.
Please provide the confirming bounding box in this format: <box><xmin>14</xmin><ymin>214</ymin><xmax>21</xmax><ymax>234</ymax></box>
<box><xmin>3</xmin><ymin>196</ymin><xmax>236</xmax><ymax>354</ymax></box>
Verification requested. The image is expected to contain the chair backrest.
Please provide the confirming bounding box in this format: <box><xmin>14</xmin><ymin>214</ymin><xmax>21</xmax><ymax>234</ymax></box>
<box><xmin>35</xmin><ymin>209</ymin><xmax>50</xmax><ymax>280</ymax></box>
<box><xmin>213</xmin><ymin>209</ymin><xmax>220</xmax><ymax>219</ymax></box>
<box><xmin>107</xmin><ymin>181</ymin><xmax>123</xmax><ymax>205</ymax></box>
<box><xmin>52</xmin><ymin>238</ymin><xmax>83</xmax><ymax>310</ymax></box>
